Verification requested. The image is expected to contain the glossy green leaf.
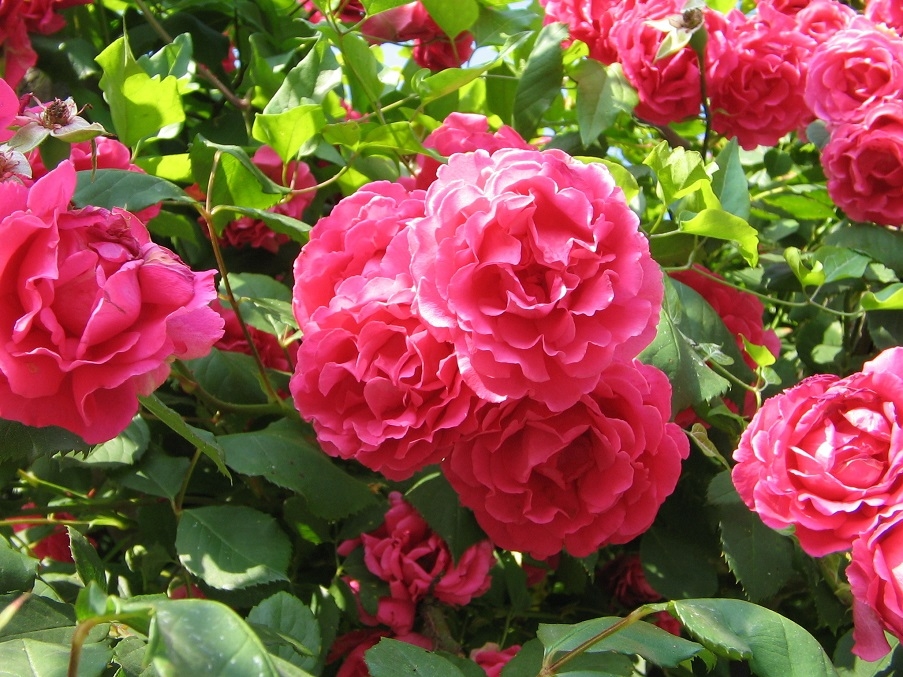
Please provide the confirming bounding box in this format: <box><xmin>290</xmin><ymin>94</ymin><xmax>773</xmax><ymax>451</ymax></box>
<box><xmin>265</xmin><ymin>38</ymin><xmax>342</xmax><ymax>113</ymax></box>
<box><xmin>148</xmin><ymin>599</ymin><xmax>284</xmax><ymax>677</ymax></box>
<box><xmin>176</xmin><ymin>506</ymin><xmax>291</xmax><ymax>590</ymax></box>
<box><xmin>360</xmin><ymin>121</ymin><xmax>430</xmax><ymax>156</ymax></box>
<box><xmin>679</xmin><ymin>209</ymin><xmax>759</xmax><ymax>266</ymax></box>
<box><xmin>73</xmin><ymin>169</ymin><xmax>192</xmax><ymax>212</ymax></box>
<box><xmin>644</xmin><ymin>142</ymin><xmax>713</xmax><ymax>206</ymax></box>
<box><xmin>216</xmin><ymin>205</ymin><xmax>311</xmax><ymax>243</ymax></box>
<box><xmin>252</xmin><ymin>105</ymin><xmax>326</xmax><ymax>163</ymax></box>
<box><xmin>366</xmin><ymin>638</ymin><xmax>467</xmax><ymax>677</ymax></box>
<box><xmin>712</xmin><ymin>138</ymin><xmax>750</xmax><ymax>220</ymax></box>
<box><xmin>422</xmin><ymin>0</ymin><xmax>479</xmax><ymax>40</ymax></box>
<box><xmin>670</xmin><ymin>599</ymin><xmax>837</xmax><ymax>676</ymax></box>
<box><xmin>220</xmin><ymin>419</ymin><xmax>376</xmax><ymax>520</ymax></box>
<box><xmin>406</xmin><ymin>471</ymin><xmax>486</xmax><ymax>561</ymax></box>
<box><xmin>339</xmin><ymin>31</ymin><xmax>383</xmax><ymax>107</ymax></box>
<box><xmin>862</xmin><ymin>283</ymin><xmax>903</xmax><ymax>311</ymax></box>
<box><xmin>513</xmin><ymin>23</ymin><xmax>567</xmax><ymax>137</ymax></box>
<box><xmin>500</xmin><ymin>640</ymin><xmax>543</xmax><ymax>677</ymax></box>
<box><xmin>785</xmin><ymin>247</ymin><xmax>826</xmax><ymax>287</ymax></box>
<box><xmin>248</xmin><ymin>592</ymin><xmax>320</xmax><ymax>672</ymax></box>
<box><xmin>0</xmin><ymin>594</ymin><xmax>78</xmax><ymax>644</ymax></box>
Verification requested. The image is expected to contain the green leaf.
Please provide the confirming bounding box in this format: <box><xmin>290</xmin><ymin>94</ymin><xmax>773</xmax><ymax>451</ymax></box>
<box><xmin>815</xmin><ymin>246</ymin><xmax>872</xmax><ymax>284</ymax></box>
<box><xmin>118</xmin><ymin>448</ymin><xmax>190</xmax><ymax>501</ymax></box>
<box><xmin>679</xmin><ymin>209</ymin><xmax>759</xmax><ymax>266</ymax></box>
<box><xmin>360</xmin><ymin>0</ymin><xmax>411</xmax><ymax>13</ymax></box>
<box><xmin>176</xmin><ymin>506</ymin><xmax>291</xmax><ymax>590</ymax></box>
<box><xmin>421</xmin><ymin>0</ymin><xmax>479</xmax><ymax>39</ymax></box>
<box><xmin>0</xmin><ymin>536</ymin><xmax>37</xmax><ymax>593</ymax></box>
<box><xmin>248</xmin><ymin>592</ymin><xmax>320</xmax><ymax>672</ymax></box>
<box><xmin>339</xmin><ymin>31</ymin><xmax>383</xmax><ymax>107</ymax></box>
<box><xmin>0</xmin><ymin>638</ymin><xmax>111</xmax><ymax>677</ymax></box>
<box><xmin>500</xmin><ymin>640</ymin><xmax>543</xmax><ymax>677</ymax></box>
<box><xmin>220</xmin><ymin>274</ymin><xmax>297</xmax><ymax>337</ymax></box>
<box><xmin>188</xmin><ymin>348</ymin><xmax>271</xmax><ymax>405</ymax></box>
<box><xmin>405</xmin><ymin>471</ymin><xmax>486</xmax><ymax>561</ymax></box>
<box><xmin>138</xmin><ymin>394</ymin><xmax>229</xmax><ymax>477</ymax></box>
<box><xmin>265</xmin><ymin>38</ymin><xmax>342</xmax><ymax>113</ymax></box>
<box><xmin>670</xmin><ymin>599</ymin><xmax>838</xmax><ymax>676</ymax></box>
<box><xmin>785</xmin><ymin>247</ymin><xmax>826</xmax><ymax>288</ymax></box>
<box><xmin>252</xmin><ymin>105</ymin><xmax>326</xmax><ymax>163</ymax></box>
<box><xmin>68</xmin><ymin>528</ymin><xmax>106</xmax><ymax>591</ymax></box>
<box><xmin>59</xmin><ymin>417</ymin><xmax>149</xmax><ymax>468</ymax></box>
<box><xmin>148</xmin><ymin>599</ymin><xmax>283</xmax><ymax>677</ymax></box>
<box><xmin>537</xmin><ymin>617</ymin><xmax>704</xmax><ymax>667</ymax></box>
<box><xmin>573</xmin><ymin>60</ymin><xmax>637</xmax><ymax>146</ymax></box>
<box><xmin>0</xmin><ymin>594</ymin><xmax>78</xmax><ymax>644</ymax></box>
<box><xmin>73</xmin><ymin>169</ymin><xmax>192</xmax><ymax>213</ymax></box>
<box><xmin>862</xmin><ymin>283</ymin><xmax>903</xmax><ymax>311</ymax></box>
<box><xmin>825</xmin><ymin>225</ymin><xmax>903</xmax><ymax>276</ymax></box>
<box><xmin>762</xmin><ymin>187</ymin><xmax>837</xmax><ymax>221</ymax></box>
<box><xmin>513</xmin><ymin>23</ymin><xmax>567</xmax><ymax>137</ymax></box>
<box><xmin>644</xmin><ymin>142</ymin><xmax>712</xmax><ymax>206</ymax></box>
<box><xmin>711</xmin><ymin>138</ymin><xmax>750</xmax><ymax>220</ymax></box>
<box><xmin>365</xmin><ymin>638</ymin><xmax>467</xmax><ymax>677</ymax></box>
<box><xmin>415</xmin><ymin>62</ymin><xmax>498</xmax><ymax>104</ymax></box>
<box><xmin>219</xmin><ymin>419</ymin><xmax>376</xmax><ymax>520</ymax></box>
<box><xmin>360</xmin><ymin>121</ymin><xmax>430</xmax><ymax>156</ymax></box>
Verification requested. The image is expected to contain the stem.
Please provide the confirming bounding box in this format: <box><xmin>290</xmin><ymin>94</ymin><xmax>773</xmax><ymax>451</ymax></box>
<box><xmin>69</xmin><ymin>612</ymin><xmax>148</xmax><ymax>677</ymax></box>
<box><xmin>16</xmin><ymin>471</ymin><xmax>91</xmax><ymax>500</ymax></box>
<box><xmin>170</xmin><ymin>360</ymin><xmax>288</xmax><ymax>417</ymax></box>
<box><xmin>696</xmin><ymin>49</ymin><xmax>712</xmax><ymax>158</ymax></box>
<box><xmin>173</xmin><ymin>448</ymin><xmax>203</xmax><ymax>515</ymax></box>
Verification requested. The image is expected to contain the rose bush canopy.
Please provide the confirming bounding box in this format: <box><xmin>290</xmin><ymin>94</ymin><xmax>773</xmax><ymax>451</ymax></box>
<box><xmin>3</xmin><ymin>0</ymin><xmax>903</xmax><ymax>676</ymax></box>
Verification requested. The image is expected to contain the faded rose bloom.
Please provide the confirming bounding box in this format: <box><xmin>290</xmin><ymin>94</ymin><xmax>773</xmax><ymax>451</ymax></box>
<box><xmin>539</xmin><ymin>0</ymin><xmax>631</xmax><ymax>65</ymax></box>
<box><xmin>220</xmin><ymin>146</ymin><xmax>316</xmax><ymax>253</ymax></box>
<box><xmin>821</xmin><ymin>101</ymin><xmax>903</xmax><ymax>227</ymax></box>
<box><xmin>0</xmin><ymin>144</ymin><xmax>30</xmax><ymax>183</ymax></box>
<box><xmin>0</xmin><ymin>161</ymin><xmax>223</xmax><ymax>443</ymax></box>
<box><xmin>328</xmin><ymin>629</ymin><xmax>433</xmax><ymax>677</ymax></box>
<box><xmin>10</xmin><ymin>96</ymin><xmax>107</xmax><ymax>153</ymax></box>
<box><xmin>732</xmin><ymin>347</ymin><xmax>903</xmax><ymax>557</ymax></box>
<box><xmin>669</xmin><ymin>265</ymin><xmax>780</xmax><ymax>371</ymax></box>
<box><xmin>293</xmin><ymin>181</ymin><xmax>426</xmax><ymax>333</ymax></box>
<box><xmin>805</xmin><ymin>17</ymin><xmax>903</xmax><ymax>125</ymax></box>
<box><xmin>866</xmin><ymin>0</ymin><xmax>903</xmax><ymax>36</ymax></box>
<box><xmin>443</xmin><ymin>360</ymin><xmax>689</xmax><ymax>559</ymax></box>
<box><xmin>412</xmin><ymin>31</ymin><xmax>475</xmax><ymax>71</ymax></box>
<box><xmin>415</xmin><ymin>112</ymin><xmax>531</xmax><ymax>191</ymax></box>
<box><xmin>471</xmin><ymin>643</ymin><xmax>521</xmax><ymax>677</ymax></box>
<box><xmin>706</xmin><ymin>6</ymin><xmax>815</xmax><ymax>149</ymax></box>
<box><xmin>411</xmin><ymin>148</ymin><xmax>663</xmax><ymax>411</ymax></box>
<box><xmin>848</xmin><ymin>509</ymin><xmax>903</xmax><ymax>661</ymax></box>
<box><xmin>342</xmin><ymin>492</ymin><xmax>494</xmax><ymax>606</ymax></box>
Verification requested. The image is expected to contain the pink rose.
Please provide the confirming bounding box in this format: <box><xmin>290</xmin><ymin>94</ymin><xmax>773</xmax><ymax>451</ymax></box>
<box><xmin>539</xmin><ymin>0</ymin><xmax>631</xmax><ymax>65</ymax></box>
<box><xmin>805</xmin><ymin>18</ymin><xmax>903</xmax><ymax>125</ymax></box>
<box><xmin>470</xmin><ymin>643</ymin><xmax>521</xmax><ymax>677</ymax></box>
<box><xmin>0</xmin><ymin>161</ymin><xmax>223</xmax><ymax>443</ymax></box>
<box><xmin>361</xmin><ymin>2</ymin><xmax>433</xmax><ymax>43</ymax></box>
<box><xmin>415</xmin><ymin>112</ymin><xmax>531</xmax><ymax>191</ymax></box>
<box><xmin>821</xmin><ymin>101</ymin><xmax>903</xmax><ymax>227</ymax></box>
<box><xmin>19</xmin><ymin>0</ymin><xmax>91</xmax><ymax>34</ymax></box>
<box><xmin>220</xmin><ymin>146</ymin><xmax>316</xmax><ymax>252</ymax></box>
<box><xmin>292</xmin><ymin>181</ymin><xmax>425</xmax><ymax>333</ymax></box>
<box><xmin>410</xmin><ymin>148</ymin><xmax>663</xmax><ymax>411</ymax></box>
<box><xmin>669</xmin><ymin>265</ymin><xmax>780</xmax><ymax>371</ymax></box>
<box><xmin>0</xmin><ymin>11</ymin><xmax>37</xmax><ymax>87</ymax></box>
<box><xmin>866</xmin><ymin>0</ymin><xmax>903</xmax><ymax>36</ymax></box>
<box><xmin>443</xmin><ymin>360</ymin><xmax>689</xmax><ymax>559</ymax></box>
<box><xmin>757</xmin><ymin>0</ymin><xmax>811</xmax><ymax>14</ymax></box>
<box><xmin>412</xmin><ymin>31</ymin><xmax>475</xmax><ymax>71</ymax></box>
<box><xmin>301</xmin><ymin>0</ymin><xmax>365</xmax><ymax>24</ymax></box>
<box><xmin>732</xmin><ymin>347</ymin><xmax>903</xmax><ymax>557</ymax></box>
<box><xmin>794</xmin><ymin>0</ymin><xmax>855</xmax><ymax>44</ymax></box>
<box><xmin>290</xmin><ymin>280</ymin><xmax>477</xmax><ymax>480</ymax></box>
<box><xmin>706</xmin><ymin>6</ymin><xmax>815</xmax><ymax>149</ymax></box>
<box><xmin>347</xmin><ymin>492</ymin><xmax>494</xmax><ymax>606</ymax></box>
<box><xmin>343</xmin><ymin>577</ymin><xmax>417</xmax><ymax>634</ymax></box>
<box><xmin>0</xmin><ymin>77</ymin><xmax>16</xmax><ymax>141</ymax></box>
<box><xmin>848</xmin><ymin>509</ymin><xmax>903</xmax><ymax>661</ymax></box>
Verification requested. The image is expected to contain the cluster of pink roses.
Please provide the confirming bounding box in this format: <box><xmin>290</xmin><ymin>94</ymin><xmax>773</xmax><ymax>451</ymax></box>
<box><xmin>0</xmin><ymin>79</ymin><xmax>224</xmax><ymax>443</ymax></box>
<box><xmin>333</xmin><ymin>492</ymin><xmax>494</xmax><ymax>668</ymax></box>
<box><xmin>301</xmin><ymin>0</ymin><xmax>474</xmax><ymax>71</ymax></box>
<box><xmin>0</xmin><ymin>0</ymin><xmax>90</xmax><ymax>87</ymax></box>
<box><xmin>731</xmin><ymin>346</ymin><xmax>903</xmax><ymax>660</ymax></box>
<box><xmin>291</xmin><ymin>112</ymin><xmax>689</xmax><ymax>560</ymax></box>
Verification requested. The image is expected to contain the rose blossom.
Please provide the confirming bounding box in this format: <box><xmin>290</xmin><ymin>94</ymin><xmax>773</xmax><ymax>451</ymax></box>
<box><xmin>794</xmin><ymin>0</ymin><xmax>855</xmax><ymax>45</ymax></box>
<box><xmin>732</xmin><ymin>347</ymin><xmax>903</xmax><ymax>557</ymax></box>
<box><xmin>539</xmin><ymin>0</ymin><xmax>631</xmax><ymax>65</ymax></box>
<box><xmin>847</xmin><ymin>509</ymin><xmax>903</xmax><ymax>661</ymax></box>
<box><xmin>0</xmin><ymin>161</ymin><xmax>223</xmax><ymax>443</ymax></box>
<box><xmin>471</xmin><ymin>643</ymin><xmax>521</xmax><ymax>677</ymax></box>
<box><xmin>412</xmin><ymin>31</ymin><xmax>475</xmax><ymax>71</ymax></box>
<box><xmin>292</xmin><ymin>180</ymin><xmax>426</xmax><ymax>333</ymax></box>
<box><xmin>866</xmin><ymin>0</ymin><xmax>903</xmax><ymax>36</ymax></box>
<box><xmin>705</xmin><ymin>6</ymin><xmax>816</xmax><ymax>149</ymax></box>
<box><xmin>328</xmin><ymin>629</ymin><xmax>433</xmax><ymax>677</ymax></box>
<box><xmin>805</xmin><ymin>17</ymin><xmax>903</xmax><ymax>125</ymax></box>
<box><xmin>443</xmin><ymin>360</ymin><xmax>689</xmax><ymax>559</ymax></box>
<box><xmin>821</xmin><ymin>101</ymin><xmax>903</xmax><ymax>227</ymax></box>
<box><xmin>0</xmin><ymin>13</ymin><xmax>36</xmax><ymax>88</ymax></box>
<box><xmin>0</xmin><ymin>77</ymin><xmax>16</xmax><ymax>142</ymax></box>
<box><xmin>415</xmin><ymin>112</ymin><xmax>531</xmax><ymax>191</ymax></box>
<box><xmin>410</xmin><ymin>148</ymin><xmax>663</xmax><ymax>411</ymax></box>
<box><xmin>11</xmin><ymin>504</ymin><xmax>93</xmax><ymax>562</ymax></box>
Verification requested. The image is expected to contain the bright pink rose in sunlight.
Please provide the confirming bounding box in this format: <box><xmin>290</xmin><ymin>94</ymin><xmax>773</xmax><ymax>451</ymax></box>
<box><xmin>821</xmin><ymin>101</ymin><xmax>903</xmax><ymax>227</ymax></box>
<box><xmin>848</xmin><ymin>509</ymin><xmax>903</xmax><ymax>661</ymax></box>
<box><xmin>669</xmin><ymin>265</ymin><xmax>780</xmax><ymax>370</ymax></box>
<box><xmin>794</xmin><ymin>0</ymin><xmax>855</xmax><ymax>44</ymax></box>
<box><xmin>539</xmin><ymin>0</ymin><xmax>629</xmax><ymax>65</ymax></box>
<box><xmin>415</xmin><ymin>112</ymin><xmax>531</xmax><ymax>190</ymax></box>
<box><xmin>733</xmin><ymin>347</ymin><xmax>903</xmax><ymax>557</ymax></box>
<box><xmin>443</xmin><ymin>360</ymin><xmax>688</xmax><ymax>559</ymax></box>
<box><xmin>291</xmin><ymin>280</ymin><xmax>477</xmax><ymax>480</ymax></box>
<box><xmin>805</xmin><ymin>18</ymin><xmax>903</xmax><ymax>125</ymax></box>
<box><xmin>866</xmin><ymin>0</ymin><xmax>903</xmax><ymax>36</ymax></box>
<box><xmin>411</xmin><ymin>148</ymin><xmax>662</xmax><ymax>412</ymax></box>
<box><xmin>706</xmin><ymin>6</ymin><xmax>815</xmax><ymax>149</ymax></box>
<box><xmin>471</xmin><ymin>643</ymin><xmax>520</xmax><ymax>677</ymax></box>
<box><xmin>292</xmin><ymin>181</ymin><xmax>425</xmax><ymax>332</ymax></box>
<box><xmin>758</xmin><ymin>0</ymin><xmax>811</xmax><ymax>14</ymax></box>
<box><xmin>0</xmin><ymin>161</ymin><xmax>223</xmax><ymax>443</ymax></box>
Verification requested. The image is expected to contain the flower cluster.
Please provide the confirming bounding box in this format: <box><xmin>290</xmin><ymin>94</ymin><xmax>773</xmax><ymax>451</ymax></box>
<box><xmin>292</xmin><ymin>113</ymin><xmax>688</xmax><ymax>559</ymax></box>
<box><xmin>540</xmin><ymin>0</ymin><xmax>854</xmax><ymax>147</ymax></box>
<box><xmin>732</xmin><ymin>346</ymin><xmax>903</xmax><ymax>659</ymax></box>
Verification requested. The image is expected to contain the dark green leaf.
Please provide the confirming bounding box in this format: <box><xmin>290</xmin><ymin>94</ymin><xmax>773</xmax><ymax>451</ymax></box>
<box><xmin>0</xmin><ymin>594</ymin><xmax>77</xmax><ymax>643</ymax></box>
<box><xmin>220</xmin><ymin>420</ymin><xmax>376</xmax><ymax>520</ymax></box>
<box><xmin>59</xmin><ymin>417</ymin><xmax>149</xmax><ymax>468</ymax></box>
<box><xmin>177</xmin><ymin>506</ymin><xmax>291</xmax><ymax>590</ymax></box>
<box><xmin>405</xmin><ymin>471</ymin><xmax>486</xmax><ymax>561</ymax></box>
<box><xmin>513</xmin><ymin>23</ymin><xmax>567</xmax><ymax>137</ymax></box>
<box><xmin>68</xmin><ymin>528</ymin><xmax>107</xmax><ymax>590</ymax></box>
<box><xmin>712</xmin><ymin>138</ymin><xmax>750</xmax><ymax>220</ymax></box>
<box><xmin>0</xmin><ymin>536</ymin><xmax>37</xmax><ymax>593</ymax></box>
<box><xmin>248</xmin><ymin>592</ymin><xmax>320</xmax><ymax>671</ymax></box>
<box><xmin>825</xmin><ymin>225</ymin><xmax>903</xmax><ymax>276</ymax></box>
<box><xmin>118</xmin><ymin>448</ymin><xmax>190</xmax><ymax>501</ymax></box>
<box><xmin>365</xmin><ymin>638</ymin><xmax>467</xmax><ymax>677</ymax></box>
<box><xmin>500</xmin><ymin>639</ymin><xmax>543</xmax><ymax>677</ymax></box>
